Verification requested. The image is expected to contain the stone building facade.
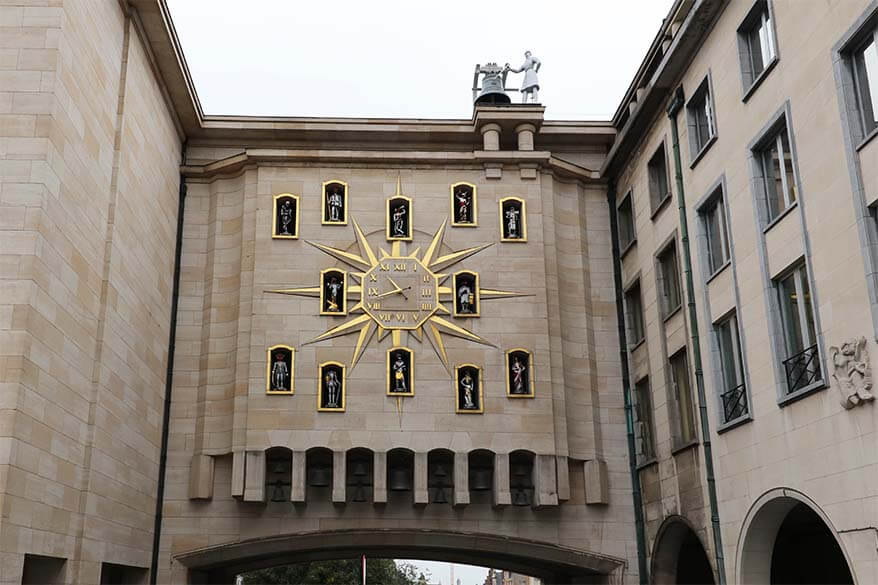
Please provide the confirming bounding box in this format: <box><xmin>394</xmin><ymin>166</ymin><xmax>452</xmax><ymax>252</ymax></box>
<box><xmin>2</xmin><ymin>0</ymin><xmax>878</xmax><ymax>584</ymax></box>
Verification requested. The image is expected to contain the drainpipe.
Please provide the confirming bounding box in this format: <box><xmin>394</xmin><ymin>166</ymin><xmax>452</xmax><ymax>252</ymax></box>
<box><xmin>607</xmin><ymin>180</ymin><xmax>649</xmax><ymax>584</ymax></box>
<box><xmin>150</xmin><ymin>151</ymin><xmax>187</xmax><ymax>584</ymax></box>
<box><xmin>666</xmin><ymin>87</ymin><xmax>726</xmax><ymax>585</ymax></box>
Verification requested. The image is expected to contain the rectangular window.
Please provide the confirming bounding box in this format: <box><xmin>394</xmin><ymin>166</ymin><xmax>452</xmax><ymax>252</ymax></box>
<box><xmin>758</xmin><ymin>124</ymin><xmax>797</xmax><ymax>222</ymax></box>
<box><xmin>776</xmin><ymin>264</ymin><xmax>822</xmax><ymax>394</ymax></box>
<box><xmin>687</xmin><ymin>77</ymin><xmax>716</xmax><ymax>160</ymax></box>
<box><xmin>703</xmin><ymin>195</ymin><xmax>730</xmax><ymax>275</ymax></box>
<box><xmin>648</xmin><ymin>144</ymin><xmax>670</xmax><ymax>213</ymax></box>
<box><xmin>853</xmin><ymin>31</ymin><xmax>878</xmax><ymax>135</ymax></box>
<box><xmin>716</xmin><ymin>313</ymin><xmax>748</xmax><ymax>422</ymax></box>
<box><xmin>625</xmin><ymin>281</ymin><xmax>645</xmax><ymax>346</ymax></box>
<box><xmin>658</xmin><ymin>244</ymin><xmax>682</xmax><ymax>317</ymax></box>
<box><xmin>633</xmin><ymin>378</ymin><xmax>655</xmax><ymax>463</ymax></box>
<box><xmin>618</xmin><ymin>192</ymin><xmax>636</xmax><ymax>251</ymax></box>
<box><xmin>669</xmin><ymin>351</ymin><xmax>697</xmax><ymax>445</ymax></box>
<box><xmin>738</xmin><ymin>0</ymin><xmax>777</xmax><ymax>91</ymax></box>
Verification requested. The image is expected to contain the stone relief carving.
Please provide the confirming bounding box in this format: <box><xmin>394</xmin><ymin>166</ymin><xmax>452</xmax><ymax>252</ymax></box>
<box><xmin>829</xmin><ymin>336</ymin><xmax>874</xmax><ymax>409</ymax></box>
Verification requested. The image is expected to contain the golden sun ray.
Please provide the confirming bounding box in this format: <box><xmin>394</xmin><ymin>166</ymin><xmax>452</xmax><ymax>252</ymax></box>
<box><xmin>427</xmin><ymin>323</ymin><xmax>450</xmax><ymax>371</ymax></box>
<box><xmin>308</xmin><ymin>314</ymin><xmax>372</xmax><ymax>343</ymax></box>
<box><xmin>306</xmin><ymin>241</ymin><xmax>371</xmax><ymax>272</ymax></box>
<box><xmin>351</xmin><ymin>320</ymin><xmax>376</xmax><ymax>367</ymax></box>
<box><xmin>265</xmin><ymin>285</ymin><xmax>321</xmax><ymax>297</ymax></box>
<box><xmin>421</xmin><ymin>218</ymin><xmax>447</xmax><ymax>267</ymax></box>
<box><xmin>428</xmin><ymin>315</ymin><xmax>496</xmax><ymax>347</ymax></box>
<box><xmin>431</xmin><ymin>243</ymin><xmax>494</xmax><ymax>272</ymax></box>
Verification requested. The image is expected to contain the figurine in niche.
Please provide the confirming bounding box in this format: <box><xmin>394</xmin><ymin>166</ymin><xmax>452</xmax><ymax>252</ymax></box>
<box><xmin>830</xmin><ymin>336</ymin><xmax>874</xmax><ymax>409</ymax></box>
<box><xmin>392</xmin><ymin>204</ymin><xmax>407</xmax><ymax>237</ymax></box>
<box><xmin>504</xmin><ymin>51</ymin><xmax>541</xmax><ymax>104</ymax></box>
<box><xmin>279</xmin><ymin>199</ymin><xmax>295</xmax><ymax>235</ymax></box>
<box><xmin>393</xmin><ymin>354</ymin><xmax>408</xmax><ymax>393</ymax></box>
<box><xmin>458</xmin><ymin>281</ymin><xmax>474</xmax><ymax>314</ymax></box>
<box><xmin>456</xmin><ymin>365</ymin><xmax>481</xmax><ymax>412</ymax></box>
<box><xmin>324</xmin><ymin>370</ymin><xmax>341</xmax><ymax>408</ymax></box>
<box><xmin>505</xmin><ymin>205</ymin><xmax>521</xmax><ymax>239</ymax></box>
<box><xmin>271</xmin><ymin>351</ymin><xmax>290</xmax><ymax>391</ymax></box>
<box><xmin>461</xmin><ymin>371</ymin><xmax>475</xmax><ymax>409</ymax></box>
<box><xmin>267</xmin><ymin>345</ymin><xmax>293</xmax><ymax>393</ymax></box>
<box><xmin>325</xmin><ymin>276</ymin><xmax>342</xmax><ymax>312</ymax></box>
<box><xmin>511</xmin><ymin>356</ymin><xmax>527</xmax><ymax>395</ymax></box>
<box><xmin>455</xmin><ymin>187</ymin><xmax>473</xmax><ymax>224</ymax></box>
<box><xmin>327</xmin><ymin>186</ymin><xmax>344</xmax><ymax>222</ymax></box>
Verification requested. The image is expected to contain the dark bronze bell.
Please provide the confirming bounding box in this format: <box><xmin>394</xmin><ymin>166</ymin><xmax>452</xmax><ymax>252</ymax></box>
<box><xmin>474</xmin><ymin>63</ymin><xmax>512</xmax><ymax>105</ymax></box>
<box><xmin>352</xmin><ymin>462</ymin><xmax>367</xmax><ymax>478</ymax></box>
<box><xmin>389</xmin><ymin>466</ymin><xmax>411</xmax><ymax>491</ymax></box>
<box><xmin>308</xmin><ymin>465</ymin><xmax>331</xmax><ymax>487</ymax></box>
<box><xmin>470</xmin><ymin>466</ymin><xmax>493</xmax><ymax>491</ymax></box>
<box><xmin>270</xmin><ymin>479</ymin><xmax>286</xmax><ymax>502</ymax></box>
<box><xmin>511</xmin><ymin>487</ymin><xmax>530</xmax><ymax>506</ymax></box>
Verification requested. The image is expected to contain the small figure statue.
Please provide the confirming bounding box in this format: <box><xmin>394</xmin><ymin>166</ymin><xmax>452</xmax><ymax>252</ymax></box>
<box><xmin>271</xmin><ymin>352</ymin><xmax>289</xmax><ymax>391</ymax></box>
<box><xmin>829</xmin><ymin>336</ymin><xmax>874</xmax><ymax>409</ymax></box>
<box><xmin>458</xmin><ymin>282</ymin><xmax>473</xmax><ymax>314</ymax></box>
<box><xmin>328</xmin><ymin>188</ymin><xmax>343</xmax><ymax>222</ymax></box>
<box><xmin>392</xmin><ymin>354</ymin><xmax>407</xmax><ymax>393</ymax></box>
<box><xmin>505</xmin><ymin>51</ymin><xmax>541</xmax><ymax>104</ymax></box>
<box><xmin>326</xmin><ymin>276</ymin><xmax>342</xmax><ymax>312</ymax></box>
<box><xmin>461</xmin><ymin>371</ymin><xmax>476</xmax><ymax>409</ymax></box>
<box><xmin>324</xmin><ymin>370</ymin><xmax>341</xmax><ymax>408</ymax></box>
<box><xmin>279</xmin><ymin>199</ymin><xmax>294</xmax><ymax>235</ymax></box>
<box><xmin>392</xmin><ymin>204</ymin><xmax>407</xmax><ymax>237</ymax></box>
<box><xmin>455</xmin><ymin>189</ymin><xmax>471</xmax><ymax>223</ymax></box>
<box><xmin>505</xmin><ymin>206</ymin><xmax>521</xmax><ymax>238</ymax></box>
<box><xmin>511</xmin><ymin>356</ymin><xmax>526</xmax><ymax>394</ymax></box>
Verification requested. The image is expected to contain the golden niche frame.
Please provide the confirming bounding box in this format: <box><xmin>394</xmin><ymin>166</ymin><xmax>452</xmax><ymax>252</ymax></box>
<box><xmin>266</xmin><ymin>344</ymin><xmax>295</xmax><ymax>395</ymax></box>
<box><xmin>319</xmin><ymin>268</ymin><xmax>347</xmax><ymax>316</ymax></box>
<box><xmin>454</xmin><ymin>363</ymin><xmax>484</xmax><ymax>414</ymax></box>
<box><xmin>499</xmin><ymin>196</ymin><xmax>527</xmax><ymax>242</ymax></box>
<box><xmin>450</xmin><ymin>181</ymin><xmax>478</xmax><ymax>227</ymax></box>
<box><xmin>272</xmin><ymin>193</ymin><xmax>300</xmax><ymax>239</ymax></box>
<box><xmin>317</xmin><ymin>361</ymin><xmax>346</xmax><ymax>412</ymax></box>
<box><xmin>505</xmin><ymin>348</ymin><xmax>535</xmax><ymax>398</ymax></box>
<box><xmin>386</xmin><ymin>346</ymin><xmax>414</xmax><ymax>396</ymax></box>
<box><xmin>386</xmin><ymin>195</ymin><xmax>413</xmax><ymax>241</ymax></box>
<box><xmin>452</xmin><ymin>270</ymin><xmax>480</xmax><ymax>318</ymax></box>
<box><xmin>322</xmin><ymin>179</ymin><xmax>348</xmax><ymax>225</ymax></box>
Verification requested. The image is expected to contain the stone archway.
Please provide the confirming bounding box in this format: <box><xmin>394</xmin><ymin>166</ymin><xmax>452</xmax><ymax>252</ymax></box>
<box><xmin>738</xmin><ymin>489</ymin><xmax>855</xmax><ymax>584</ymax></box>
<box><xmin>651</xmin><ymin>517</ymin><xmax>716</xmax><ymax>585</ymax></box>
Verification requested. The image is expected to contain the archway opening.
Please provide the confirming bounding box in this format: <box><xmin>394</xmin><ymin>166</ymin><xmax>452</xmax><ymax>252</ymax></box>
<box><xmin>769</xmin><ymin>502</ymin><xmax>853</xmax><ymax>584</ymax></box>
<box><xmin>651</xmin><ymin>520</ymin><xmax>715</xmax><ymax>585</ymax></box>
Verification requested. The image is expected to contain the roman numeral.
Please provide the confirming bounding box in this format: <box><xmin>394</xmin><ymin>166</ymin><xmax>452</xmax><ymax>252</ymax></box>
<box><xmin>367</xmin><ymin>301</ymin><xmax>381</xmax><ymax>310</ymax></box>
<box><xmin>380</xmin><ymin>263</ymin><xmax>390</xmax><ymax>271</ymax></box>
<box><xmin>368</xmin><ymin>287</ymin><xmax>379</xmax><ymax>296</ymax></box>
<box><xmin>422</xmin><ymin>275</ymin><xmax>431</xmax><ymax>282</ymax></box>
<box><xmin>393</xmin><ymin>263</ymin><xmax>406</xmax><ymax>271</ymax></box>
<box><xmin>369</xmin><ymin>274</ymin><xmax>378</xmax><ymax>282</ymax></box>
<box><xmin>421</xmin><ymin>288</ymin><xmax>433</xmax><ymax>297</ymax></box>
<box><xmin>421</xmin><ymin>303</ymin><xmax>433</xmax><ymax>310</ymax></box>
<box><xmin>379</xmin><ymin>313</ymin><xmax>392</xmax><ymax>322</ymax></box>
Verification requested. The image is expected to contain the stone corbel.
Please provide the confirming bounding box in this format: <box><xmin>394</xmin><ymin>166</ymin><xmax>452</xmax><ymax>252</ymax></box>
<box><xmin>188</xmin><ymin>454</ymin><xmax>214</xmax><ymax>500</ymax></box>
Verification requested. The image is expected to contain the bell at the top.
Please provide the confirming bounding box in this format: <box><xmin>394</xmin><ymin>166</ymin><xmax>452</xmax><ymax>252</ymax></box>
<box><xmin>473</xmin><ymin>62</ymin><xmax>511</xmax><ymax>105</ymax></box>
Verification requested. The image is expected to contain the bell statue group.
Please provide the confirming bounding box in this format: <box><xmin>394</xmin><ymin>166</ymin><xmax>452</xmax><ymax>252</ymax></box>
<box><xmin>476</xmin><ymin>51</ymin><xmax>542</xmax><ymax>104</ymax></box>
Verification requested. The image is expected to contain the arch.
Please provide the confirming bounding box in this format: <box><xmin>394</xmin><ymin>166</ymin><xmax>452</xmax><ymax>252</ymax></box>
<box><xmin>387</xmin><ymin>448</ymin><xmax>414</xmax><ymax>499</ymax></box>
<box><xmin>305</xmin><ymin>447</ymin><xmax>333</xmax><ymax>497</ymax></box>
<box><xmin>345</xmin><ymin>447</ymin><xmax>373</xmax><ymax>503</ymax></box>
<box><xmin>737</xmin><ymin>488</ymin><xmax>856</xmax><ymax>585</ymax></box>
<box><xmin>651</xmin><ymin>515</ymin><xmax>715</xmax><ymax>585</ymax></box>
<box><xmin>508</xmin><ymin>450</ymin><xmax>535</xmax><ymax>506</ymax></box>
<box><xmin>264</xmin><ymin>447</ymin><xmax>292</xmax><ymax>503</ymax></box>
<box><xmin>427</xmin><ymin>449</ymin><xmax>454</xmax><ymax>504</ymax></box>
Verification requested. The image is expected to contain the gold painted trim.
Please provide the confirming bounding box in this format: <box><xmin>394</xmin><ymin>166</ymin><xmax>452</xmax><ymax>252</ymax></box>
<box><xmin>450</xmin><ymin>181</ymin><xmax>478</xmax><ymax>227</ymax></box>
<box><xmin>505</xmin><ymin>348</ymin><xmax>535</xmax><ymax>398</ymax></box>
<box><xmin>386</xmin><ymin>195</ymin><xmax>413</xmax><ymax>241</ymax></box>
<box><xmin>319</xmin><ymin>268</ymin><xmax>348</xmax><ymax>316</ymax></box>
<box><xmin>266</xmin><ymin>344</ymin><xmax>295</xmax><ymax>394</ymax></box>
<box><xmin>455</xmin><ymin>363</ymin><xmax>484</xmax><ymax>414</ymax></box>
<box><xmin>386</xmin><ymin>346</ymin><xmax>415</xmax><ymax>396</ymax></box>
<box><xmin>321</xmin><ymin>179</ymin><xmax>349</xmax><ymax>225</ymax></box>
<box><xmin>272</xmin><ymin>193</ymin><xmax>300</xmax><ymax>239</ymax></box>
<box><xmin>498</xmin><ymin>196</ymin><xmax>527</xmax><ymax>243</ymax></box>
<box><xmin>317</xmin><ymin>360</ymin><xmax>346</xmax><ymax>412</ymax></box>
<box><xmin>452</xmin><ymin>270</ymin><xmax>480</xmax><ymax>318</ymax></box>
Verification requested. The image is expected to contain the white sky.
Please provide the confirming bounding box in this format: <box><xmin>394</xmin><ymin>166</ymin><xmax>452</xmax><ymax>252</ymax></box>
<box><xmin>166</xmin><ymin>0</ymin><xmax>673</xmax><ymax>120</ymax></box>
<box><xmin>166</xmin><ymin>2</ymin><xmax>670</xmax><ymax>583</ymax></box>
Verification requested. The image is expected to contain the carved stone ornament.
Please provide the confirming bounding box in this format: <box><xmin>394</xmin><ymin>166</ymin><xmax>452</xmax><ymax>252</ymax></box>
<box><xmin>829</xmin><ymin>336</ymin><xmax>874</xmax><ymax>409</ymax></box>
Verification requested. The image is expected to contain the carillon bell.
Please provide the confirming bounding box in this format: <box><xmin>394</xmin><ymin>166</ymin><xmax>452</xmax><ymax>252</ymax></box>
<box><xmin>270</xmin><ymin>479</ymin><xmax>286</xmax><ymax>502</ymax></box>
<box><xmin>308</xmin><ymin>465</ymin><xmax>331</xmax><ymax>487</ymax></box>
<box><xmin>351</xmin><ymin>462</ymin><xmax>368</xmax><ymax>502</ymax></box>
<box><xmin>389</xmin><ymin>466</ymin><xmax>412</xmax><ymax>491</ymax></box>
<box><xmin>473</xmin><ymin>62</ymin><xmax>511</xmax><ymax>105</ymax></box>
<box><xmin>470</xmin><ymin>466</ymin><xmax>493</xmax><ymax>491</ymax></box>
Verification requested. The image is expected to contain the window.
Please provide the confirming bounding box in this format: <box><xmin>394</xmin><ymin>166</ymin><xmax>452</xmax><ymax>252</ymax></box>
<box><xmin>625</xmin><ymin>281</ymin><xmax>645</xmax><ymax>346</ymax></box>
<box><xmin>669</xmin><ymin>351</ymin><xmax>697</xmax><ymax>445</ymax></box>
<box><xmin>716</xmin><ymin>313</ymin><xmax>748</xmax><ymax>422</ymax></box>
<box><xmin>648</xmin><ymin>143</ymin><xmax>671</xmax><ymax>213</ymax></box>
<box><xmin>853</xmin><ymin>31</ymin><xmax>878</xmax><ymax>135</ymax></box>
<box><xmin>658</xmin><ymin>243</ymin><xmax>682</xmax><ymax>317</ymax></box>
<box><xmin>738</xmin><ymin>0</ymin><xmax>777</xmax><ymax>92</ymax></box>
<box><xmin>757</xmin><ymin>123</ymin><xmax>797</xmax><ymax>222</ymax></box>
<box><xmin>633</xmin><ymin>378</ymin><xmax>655</xmax><ymax>463</ymax></box>
<box><xmin>776</xmin><ymin>264</ymin><xmax>822</xmax><ymax>394</ymax></box>
<box><xmin>703</xmin><ymin>195</ymin><xmax>730</xmax><ymax>275</ymax></box>
<box><xmin>687</xmin><ymin>77</ymin><xmax>716</xmax><ymax>160</ymax></box>
<box><xmin>618</xmin><ymin>192</ymin><xmax>636</xmax><ymax>251</ymax></box>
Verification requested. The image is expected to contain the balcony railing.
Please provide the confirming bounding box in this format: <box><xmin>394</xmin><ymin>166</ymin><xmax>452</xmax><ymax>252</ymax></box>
<box><xmin>721</xmin><ymin>383</ymin><xmax>748</xmax><ymax>422</ymax></box>
<box><xmin>782</xmin><ymin>344</ymin><xmax>822</xmax><ymax>394</ymax></box>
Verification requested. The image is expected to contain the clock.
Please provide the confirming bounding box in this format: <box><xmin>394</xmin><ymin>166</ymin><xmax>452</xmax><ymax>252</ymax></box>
<box><xmin>362</xmin><ymin>256</ymin><xmax>438</xmax><ymax>330</ymax></box>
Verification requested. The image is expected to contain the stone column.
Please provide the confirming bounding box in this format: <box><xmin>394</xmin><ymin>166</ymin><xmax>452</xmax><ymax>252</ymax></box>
<box><xmin>453</xmin><ymin>451</ymin><xmax>470</xmax><ymax>507</ymax></box>
<box><xmin>584</xmin><ymin>459</ymin><xmax>609</xmax><ymax>505</ymax></box>
<box><xmin>291</xmin><ymin>450</ymin><xmax>306</xmax><ymax>503</ymax></box>
<box><xmin>373</xmin><ymin>451</ymin><xmax>387</xmax><ymax>504</ymax></box>
<box><xmin>230</xmin><ymin>449</ymin><xmax>245</xmax><ymax>497</ymax></box>
<box><xmin>556</xmin><ymin>455</ymin><xmax>570</xmax><ymax>502</ymax></box>
<box><xmin>188</xmin><ymin>454</ymin><xmax>214</xmax><ymax>500</ymax></box>
<box><xmin>480</xmin><ymin>123</ymin><xmax>501</xmax><ymax>151</ymax></box>
<box><xmin>414</xmin><ymin>452</ymin><xmax>429</xmax><ymax>506</ymax></box>
<box><xmin>493</xmin><ymin>453</ymin><xmax>512</xmax><ymax>507</ymax></box>
<box><xmin>0</xmin><ymin>554</ymin><xmax>24</xmax><ymax>585</ymax></box>
<box><xmin>515</xmin><ymin>123</ymin><xmax>536</xmax><ymax>151</ymax></box>
<box><xmin>533</xmin><ymin>454</ymin><xmax>559</xmax><ymax>508</ymax></box>
<box><xmin>332</xmin><ymin>450</ymin><xmax>346</xmax><ymax>504</ymax></box>
<box><xmin>243</xmin><ymin>450</ymin><xmax>265</xmax><ymax>502</ymax></box>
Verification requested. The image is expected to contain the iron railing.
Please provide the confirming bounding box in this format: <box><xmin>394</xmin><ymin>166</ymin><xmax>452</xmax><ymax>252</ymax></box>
<box><xmin>721</xmin><ymin>383</ymin><xmax>748</xmax><ymax>422</ymax></box>
<box><xmin>782</xmin><ymin>344</ymin><xmax>822</xmax><ymax>394</ymax></box>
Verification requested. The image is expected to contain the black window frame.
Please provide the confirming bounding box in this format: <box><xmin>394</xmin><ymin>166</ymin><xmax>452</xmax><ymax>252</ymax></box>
<box><xmin>647</xmin><ymin>141</ymin><xmax>672</xmax><ymax>217</ymax></box>
<box><xmin>617</xmin><ymin>190</ymin><xmax>636</xmax><ymax>253</ymax></box>
<box><xmin>624</xmin><ymin>279</ymin><xmax>645</xmax><ymax>347</ymax></box>
<box><xmin>657</xmin><ymin>241</ymin><xmax>683</xmax><ymax>319</ymax></box>
<box><xmin>686</xmin><ymin>74</ymin><xmax>718</xmax><ymax>166</ymax></box>
<box><xmin>737</xmin><ymin>0</ymin><xmax>779</xmax><ymax>100</ymax></box>
<box><xmin>632</xmin><ymin>377</ymin><xmax>656</xmax><ymax>465</ymax></box>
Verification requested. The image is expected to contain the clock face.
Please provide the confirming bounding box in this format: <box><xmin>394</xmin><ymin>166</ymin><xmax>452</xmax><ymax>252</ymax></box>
<box><xmin>362</xmin><ymin>256</ymin><xmax>438</xmax><ymax>330</ymax></box>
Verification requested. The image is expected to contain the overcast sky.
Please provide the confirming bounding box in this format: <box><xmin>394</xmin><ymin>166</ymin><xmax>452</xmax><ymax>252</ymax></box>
<box><xmin>167</xmin><ymin>0</ymin><xmax>673</xmax><ymax>121</ymax></box>
<box><xmin>166</xmin><ymin>2</ymin><xmax>671</xmax><ymax>583</ymax></box>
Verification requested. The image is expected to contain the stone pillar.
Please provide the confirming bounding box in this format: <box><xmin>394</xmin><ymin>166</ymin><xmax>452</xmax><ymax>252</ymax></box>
<box><xmin>291</xmin><ymin>450</ymin><xmax>306</xmax><ymax>502</ymax></box>
<box><xmin>230</xmin><ymin>449</ymin><xmax>245</xmax><ymax>498</ymax></box>
<box><xmin>0</xmin><ymin>553</ymin><xmax>24</xmax><ymax>585</ymax></box>
<box><xmin>243</xmin><ymin>450</ymin><xmax>265</xmax><ymax>502</ymax></box>
<box><xmin>556</xmin><ymin>455</ymin><xmax>570</xmax><ymax>502</ymax></box>
<box><xmin>453</xmin><ymin>451</ymin><xmax>470</xmax><ymax>507</ymax></box>
<box><xmin>493</xmin><ymin>453</ymin><xmax>512</xmax><ymax>507</ymax></box>
<box><xmin>584</xmin><ymin>458</ymin><xmax>609</xmax><ymax>505</ymax></box>
<box><xmin>480</xmin><ymin>123</ymin><xmax>501</xmax><ymax>151</ymax></box>
<box><xmin>373</xmin><ymin>451</ymin><xmax>387</xmax><ymax>504</ymax></box>
<box><xmin>533</xmin><ymin>454</ymin><xmax>559</xmax><ymax>508</ymax></box>
<box><xmin>188</xmin><ymin>454</ymin><xmax>214</xmax><ymax>500</ymax></box>
<box><xmin>515</xmin><ymin>123</ymin><xmax>536</xmax><ymax>151</ymax></box>
<box><xmin>414</xmin><ymin>452</ymin><xmax>429</xmax><ymax>506</ymax></box>
<box><xmin>332</xmin><ymin>450</ymin><xmax>346</xmax><ymax>504</ymax></box>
